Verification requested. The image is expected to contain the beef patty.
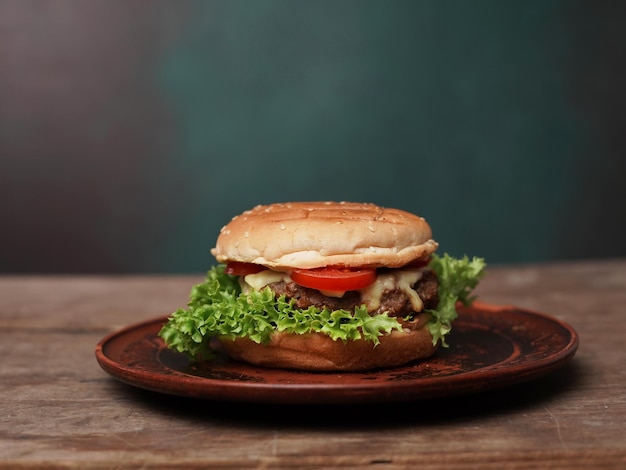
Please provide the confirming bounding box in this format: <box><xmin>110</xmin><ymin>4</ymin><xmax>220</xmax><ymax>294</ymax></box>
<box><xmin>268</xmin><ymin>269</ymin><xmax>439</xmax><ymax>318</ymax></box>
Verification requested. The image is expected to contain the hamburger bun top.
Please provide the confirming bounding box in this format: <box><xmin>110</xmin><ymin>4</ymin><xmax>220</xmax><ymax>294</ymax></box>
<box><xmin>211</xmin><ymin>201</ymin><xmax>438</xmax><ymax>269</ymax></box>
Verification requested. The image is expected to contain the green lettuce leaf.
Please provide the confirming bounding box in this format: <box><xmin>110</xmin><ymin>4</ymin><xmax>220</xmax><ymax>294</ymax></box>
<box><xmin>426</xmin><ymin>253</ymin><xmax>487</xmax><ymax>346</ymax></box>
<box><xmin>159</xmin><ymin>254</ymin><xmax>486</xmax><ymax>360</ymax></box>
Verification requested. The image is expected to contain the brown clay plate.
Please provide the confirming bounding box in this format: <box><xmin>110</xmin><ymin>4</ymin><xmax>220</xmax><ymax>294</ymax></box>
<box><xmin>95</xmin><ymin>303</ymin><xmax>578</xmax><ymax>404</ymax></box>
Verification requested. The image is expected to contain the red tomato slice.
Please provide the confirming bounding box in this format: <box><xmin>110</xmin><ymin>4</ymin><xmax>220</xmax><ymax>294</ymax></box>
<box><xmin>225</xmin><ymin>262</ymin><xmax>265</xmax><ymax>276</ymax></box>
<box><xmin>290</xmin><ymin>267</ymin><xmax>376</xmax><ymax>292</ymax></box>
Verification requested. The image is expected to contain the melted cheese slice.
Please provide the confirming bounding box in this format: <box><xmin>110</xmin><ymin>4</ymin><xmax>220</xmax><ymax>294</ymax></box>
<box><xmin>359</xmin><ymin>269</ymin><xmax>424</xmax><ymax>312</ymax></box>
<box><xmin>243</xmin><ymin>270</ymin><xmax>291</xmax><ymax>292</ymax></box>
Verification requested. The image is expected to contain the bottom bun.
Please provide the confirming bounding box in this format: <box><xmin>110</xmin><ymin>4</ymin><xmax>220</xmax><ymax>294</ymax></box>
<box><xmin>219</xmin><ymin>327</ymin><xmax>438</xmax><ymax>372</ymax></box>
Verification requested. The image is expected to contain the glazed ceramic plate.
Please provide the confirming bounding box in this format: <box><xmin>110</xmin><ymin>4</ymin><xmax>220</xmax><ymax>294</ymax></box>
<box><xmin>95</xmin><ymin>303</ymin><xmax>578</xmax><ymax>404</ymax></box>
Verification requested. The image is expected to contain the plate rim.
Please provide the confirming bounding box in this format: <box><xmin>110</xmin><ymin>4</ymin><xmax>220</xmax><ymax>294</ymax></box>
<box><xmin>95</xmin><ymin>303</ymin><xmax>579</xmax><ymax>403</ymax></box>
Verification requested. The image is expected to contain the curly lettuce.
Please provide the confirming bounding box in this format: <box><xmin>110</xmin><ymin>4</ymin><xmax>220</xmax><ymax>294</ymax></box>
<box><xmin>426</xmin><ymin>253</ymin><xmax>486</xmax><ymax>346</ymax></box>
<box><xmin>159</xmin><ymin>253</ymin><xmax>486</xmax><ymax>360</ymax></box>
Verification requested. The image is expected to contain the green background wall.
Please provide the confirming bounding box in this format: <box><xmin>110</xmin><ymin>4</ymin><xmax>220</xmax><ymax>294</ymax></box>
<box><xmin>1</xmin><ymin>1</ymin><xmax>624</xmax><ymax>273</ymax></box>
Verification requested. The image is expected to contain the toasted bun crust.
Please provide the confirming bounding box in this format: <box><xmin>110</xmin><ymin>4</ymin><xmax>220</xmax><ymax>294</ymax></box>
<box><xmin>211</xmin><ymin>201</ymin><xmax>438</xmax><ymax>269</ymax></box>
<box><xmin>219</xmin><ymin>326</ymin><xmax>438</xmax><ymax>372</ymax></box>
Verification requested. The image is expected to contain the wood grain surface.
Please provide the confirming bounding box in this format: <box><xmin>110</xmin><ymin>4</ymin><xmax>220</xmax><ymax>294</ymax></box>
<box><xmin>1</xmin><ymin>260</ymin><xmax>625</xmax><ymax>468</ymax></box>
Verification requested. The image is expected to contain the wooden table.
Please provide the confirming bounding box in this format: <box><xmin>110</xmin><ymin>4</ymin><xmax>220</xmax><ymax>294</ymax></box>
<box><xmin>1</xmin><ymin>259</ymin><xmax>625</xmax><ymax>469</ymax></box>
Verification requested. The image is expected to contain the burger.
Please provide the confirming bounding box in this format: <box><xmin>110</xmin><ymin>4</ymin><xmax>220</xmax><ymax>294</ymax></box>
<box><xmin>159</xmin><ymin>201</ymin><xmax>485</xmax><ymax>371</ymax></box>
